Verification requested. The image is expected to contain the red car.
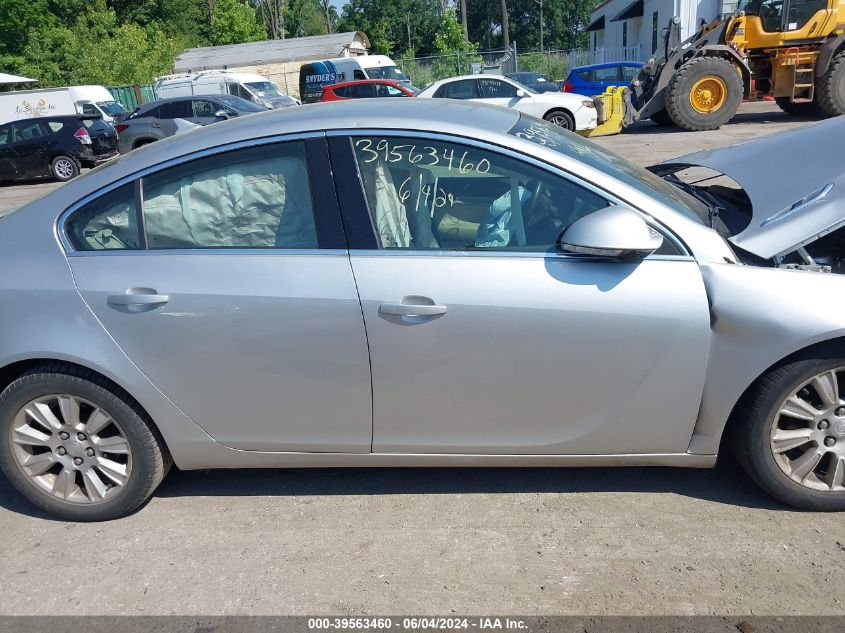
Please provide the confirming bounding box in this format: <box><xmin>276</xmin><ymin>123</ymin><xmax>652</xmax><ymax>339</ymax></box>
<box><xmin>319</xmin><ymin>79</ymin><xmax>419</xmax><ymax>101</ymax></box>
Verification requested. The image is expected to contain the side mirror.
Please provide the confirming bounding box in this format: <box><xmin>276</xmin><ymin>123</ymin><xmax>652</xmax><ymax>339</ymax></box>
<box><xmin>559</xmin><ymin>206</ymin><xmax>663</xmax><ymax>259</ymax></box>
<box><xmin>515</xmin><ymin>89</ymin><xmax>527</xmax><ymax>98</ymax></box>
<box><xmin>214</xmin><ymin>110</ymin><xmax>229</xmax><ymax>119</ymax></box>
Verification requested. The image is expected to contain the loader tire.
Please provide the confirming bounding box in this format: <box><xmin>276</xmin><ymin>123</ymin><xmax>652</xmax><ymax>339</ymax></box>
<box><xmin>649</xmin><ymin>109</ymin><xmax>674</xmax><ymax>126</ymax></box>
<box><xmin>665</xmin><ymin>57</ymin><xmax>743</xmax><ymax>131</ymax></box>
<box><xmin>774</xmin><ymin>97</ymin><xmax>819</xmax><ymax>116</ymax></box>
<box><xmin>815</xmin><ymin>50</ymin><xmax>845</xmax><ymax>118</ymax></box>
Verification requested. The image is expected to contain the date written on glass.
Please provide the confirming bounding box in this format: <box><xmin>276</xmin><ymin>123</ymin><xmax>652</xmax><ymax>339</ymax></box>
<box><xmin>398</xmin><ymin>173</ymin><xmax>460</xmax><ymax>216</ymax></box>
<box><xmin>354</xmin><ymin>138</ymin><xmax>491</xmax><ymax>174</ymax></box>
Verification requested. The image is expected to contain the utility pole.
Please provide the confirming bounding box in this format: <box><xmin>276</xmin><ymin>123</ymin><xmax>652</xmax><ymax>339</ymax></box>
<box><xmin>407</xmin><ymin>13</ymin><xmax>412</xmax><ymax>49</ymax></box>
<box><xmin>459</xmin><ymin>0</ymin><xmax>469</xmax><ymax>41</ymax></box>
<box><xmin>499</xmin><ymin>0</ymin><xmax>510</xmax><ymax>49</ymax></box>
<box><xmin>538</xmin><ymin>0</ymin><xmax>543</xmax><ymax>53</ymax></box>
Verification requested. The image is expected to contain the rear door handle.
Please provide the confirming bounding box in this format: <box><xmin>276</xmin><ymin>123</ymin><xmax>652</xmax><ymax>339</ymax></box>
<box><xmin>379</xmin><ymin>299</ymin><xmax>447</xmax><ymax>317</ymax></box>
<box><xmin>107</xmin><ymin>291</ymin><xmax>169</xmax><ymax>306</ymax></box>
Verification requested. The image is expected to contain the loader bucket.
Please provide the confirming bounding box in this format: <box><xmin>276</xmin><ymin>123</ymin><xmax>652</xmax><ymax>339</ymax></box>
<box><xmin>577</xmin><ymin>86</ymin><xmax>634</xmax><ymax>138</ymax></box>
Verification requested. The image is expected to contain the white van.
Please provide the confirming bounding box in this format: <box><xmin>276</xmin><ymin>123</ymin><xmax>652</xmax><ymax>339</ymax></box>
<box><xmin>0</xmin><ymin>85</ymin><xmax>129</xmax><ymax>125</ymax></box>
<box><xmin>154</xmin><ymin>70</ymin><xmax>298</xmax><ymax>109</ymax></box>
<box><xmin>298</xmin><ymin>55</ymin><xmax>412</xmax><ymax>103</ymax></box>
<box><xmin>68</xmin><ymin>86</ymin><xmax>130</xmax><ymax>123</ymax></box>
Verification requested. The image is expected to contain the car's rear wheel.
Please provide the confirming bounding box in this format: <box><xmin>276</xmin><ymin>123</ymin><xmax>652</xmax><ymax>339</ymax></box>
<box><xmin>543</xmin><ymin>109</ymin><xmax>575</xmax><ymax>130</ymax></box>
<box><xmin>733</xmin><ymin>352</ymin><xmax>845</xmax><ymax>511</ymax></box>
<box><xmin>0</xmin><ymin>364</ymin><xmax>171</xmax><ymax>521</ymax></box>
<box><xmin>51</xmin><ymin>155</ymin><xmax>79</xmax><ymax>182</ymax></box>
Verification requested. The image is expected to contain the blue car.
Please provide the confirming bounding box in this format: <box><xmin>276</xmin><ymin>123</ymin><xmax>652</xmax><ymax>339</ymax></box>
<box><xmin>563</xmin><ymin>61</ymin><xmax>644</xmax><ymax>96</ymax></box>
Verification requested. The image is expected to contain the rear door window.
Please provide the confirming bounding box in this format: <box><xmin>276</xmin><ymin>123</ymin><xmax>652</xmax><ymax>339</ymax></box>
<box><xmin>141</xmin><ymin>142</ymin><xmax>318</xmax><ymax>249</ymax></box>
<box><xmin>66</xmin><ymin>183</ymin><xmax>140</xmax><ymax>251</ymax></box>
<box><xmin>442</xmin><ymin>80</ymin><xmax>477</xmax><ymax>99</ymax></box>
<box><xmin>12</xmin><ymin>120</ymin><xmax>49</xmax><ymax>141</ymax></box>
<box><xmin>349</xmin><ymin>83</ymin><xmax>376</xmax><ymax>98</ymax></box>
<box><xmin>158</xmin><ymin>100</ymin><xmax>192</xmax><ymax>119</ymax></box>
<box><xmin>594</xmin><ymin>66</ymin><xmax>620</xmax><ymax>82</ymax></box>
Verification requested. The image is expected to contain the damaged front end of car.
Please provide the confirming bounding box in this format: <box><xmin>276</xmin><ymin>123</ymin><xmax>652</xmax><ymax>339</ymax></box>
<box><xmin>649</xmin><ymin>116</ymin><xmax>845</xmax><ymax>274</ymax></box>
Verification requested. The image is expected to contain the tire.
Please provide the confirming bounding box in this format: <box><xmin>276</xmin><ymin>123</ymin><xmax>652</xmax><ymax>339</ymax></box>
<box><xmin>0</xmin><ymin>363</ymin><xmax>171</xmax><ymax>521</ymax></box>
<box><xmin>543</xmin><ymin>109</ymin><xmax>575</xmax><ymax>131</ymax></box>
<box><xmin>133</xmin><ymin>139</ymin><xmax>155</xmax><ymax>150</ymax></box>
<box><xmin>774</xmin><ymin>96</ymin><xmax>819</xmax><ymax>116</ymax></box>
<box><xmin>665</xmin><ymin>57</ymin><xmax>744</xmax><ymax>131</ymax></box>
<box><xmin>649</xmin><ymin>109</ymin><xmax>675</xmax><ymax>126</ymax></box>
<box><xmin>731</xmin><ymin>351</ymin><xmax>845</xmax><ymax>511</ymax></box>
<box><xmin>815</xmin><ymin>50</ymin><xmax>845</xmax><ymax>118</ymax></box>
<box><xmin>50</xmin><ymin>155</ymin><xmax>79</xmax><ymax>182</ymax></box>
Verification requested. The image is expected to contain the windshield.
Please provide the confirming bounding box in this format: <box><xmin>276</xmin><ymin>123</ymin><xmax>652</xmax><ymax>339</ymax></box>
<box><xmin>365</xmin><ymin>65</ymin><xmax>411</xmax><ymax>82</ymax></box>
<box><xmin>507</xmin><ymin>116</ymin><xmax>710</xmax><ymax>224</ymax></box>
<box><xmin>245</xmin><ymin>81</ymin><xmax>283</xmax><ymax>98</ymax></box>
<box><xmin>214</xmin><ymin>95</ymin><xmax>268</xmax><ymax>112</ymax></box>
<box><xmin>97</xmin><ymin>101</ymin><xmax>128</xmax><ymax>115</ymax></box>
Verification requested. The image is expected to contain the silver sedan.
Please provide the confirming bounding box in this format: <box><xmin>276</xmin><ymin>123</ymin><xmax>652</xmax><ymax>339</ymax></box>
<box><xmin>0</xmin><ymin>99</ymin><xmax>843</xmax><ymax>521</ymax></box>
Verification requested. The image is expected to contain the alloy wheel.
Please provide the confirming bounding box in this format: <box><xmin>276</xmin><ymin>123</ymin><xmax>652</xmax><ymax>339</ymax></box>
<box><xmin>770</xmin><ymin>368</ymin><xmax>845</xmax><ymax>492</ymax></box>
<box><xmin>54</xmin><ymin>158</ymin><xmax>75</xmax><ymax>180</ymax></box>
<box><xmin>547</xmin><ymin>114</ymin><xmax>572</xmax><ymax>130</ymax></box>
<box><xmin>9</xmin><ymin>394</ymin><xmax>132</xmax><ymax>504</ymax></box>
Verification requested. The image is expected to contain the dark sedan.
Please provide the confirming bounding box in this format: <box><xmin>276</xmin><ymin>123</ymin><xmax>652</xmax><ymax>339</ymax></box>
<box><xmin>0</xmin><ymin>115</ymin><xmax>118</xmax><ymax>183</ymax></box>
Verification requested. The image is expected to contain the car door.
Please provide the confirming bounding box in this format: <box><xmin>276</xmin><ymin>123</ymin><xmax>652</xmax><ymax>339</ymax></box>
<box><xmin>9</xmin><ymin>120</ymin><xmax>53</xmax><ymax>177</ymax></box>
<box><xmin>475</xmin><ymin>78</ymin><xmax>523</xmax><ymax>109</ymax></box>
<box><xmin>330</xmin><ymin>132</ymin><xmax>711</xmax><ymax>455</ymax></box>
<box><xmin>62</xmin><ymin>137</ymin><xmax>373</xmax><ymax>452</ymax></box>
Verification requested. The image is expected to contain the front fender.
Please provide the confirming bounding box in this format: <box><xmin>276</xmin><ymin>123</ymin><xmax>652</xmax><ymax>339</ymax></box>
<box><xmin>690</xmin><ymin>263</ymin><xmax>845</xmax><ymax>454</ymax></box>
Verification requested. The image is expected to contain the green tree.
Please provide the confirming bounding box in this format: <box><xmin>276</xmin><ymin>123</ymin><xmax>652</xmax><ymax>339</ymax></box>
<box><xmin>0</xmin><ymin>0</ymin><xmax>54</xmax><ymax>57</ymax></box>
<box><xmin>285</xmin><ymin>0</ymin><xmax>327</xmax><ymax>37</ymax></box>
<box><xmin>339</xmin><ymin>0</ymin><xmax>444</xmax><ymax>56</ymax></box>
<box><xmin>18</xmin><ymin>0</ymin><xmax>184</xmax><ymax>86</ymax></box>
<box><xmin>210</xmin><ymin>0</ymin><xmax>266</xmax><ymax>44</ymax></box>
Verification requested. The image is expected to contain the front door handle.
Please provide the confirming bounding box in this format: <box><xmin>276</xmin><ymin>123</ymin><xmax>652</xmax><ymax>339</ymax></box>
<box><xmin>379</xmin><ymin>297</ymin><xmax>447</xmax><ymax>317</ymax></box>
<box><xmin>108</xmin><ymin>291</ymin><xmax>169</xmax><ymax>306</ymax></box>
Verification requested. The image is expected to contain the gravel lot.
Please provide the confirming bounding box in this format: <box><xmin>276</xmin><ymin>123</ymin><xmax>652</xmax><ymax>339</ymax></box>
<box><xmin>1</xmin><ymin>102</ymin><xmax>843</xmax><ymax>617</ymax></box>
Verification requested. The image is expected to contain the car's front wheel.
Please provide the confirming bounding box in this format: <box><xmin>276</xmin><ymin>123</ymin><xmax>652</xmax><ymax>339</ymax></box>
<box><xmin>0</xmin><ymin>364</ymin><xmax>171</xmax><ymax>521</ymax></box>
<box><xmin>733</xmin><ymin>352</ymin><xmax>845</xmax><ymax>511</ymax></box>
<box><xmin>51</xmin><ymin>155</ymin><xmax>79</xmax><ymax>182</ymax></box>
<box><xmin>543</xmin><ymin>109</ymin><xmax>575</xmax><ymax>130</ymax></box>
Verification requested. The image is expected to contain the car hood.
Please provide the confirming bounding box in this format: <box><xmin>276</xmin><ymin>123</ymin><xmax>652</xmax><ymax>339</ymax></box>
<box><xmin>652</xmin><ymin>116</ymin><xmax>845</xmax><ymax>260</ymax></box>
<box><xmin>532</xmin><ymin>91</ymin><xmax>591</xmax><ymax>104</ymax></box>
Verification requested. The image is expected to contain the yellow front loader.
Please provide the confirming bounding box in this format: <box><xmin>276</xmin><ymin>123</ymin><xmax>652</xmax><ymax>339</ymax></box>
<box><xmin>630</xmin><ymin>0</ymin><xmax>845</xmax><ymax>130</ymax></box>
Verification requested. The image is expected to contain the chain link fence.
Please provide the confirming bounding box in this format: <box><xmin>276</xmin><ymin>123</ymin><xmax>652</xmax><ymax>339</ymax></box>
<box><xmin>400</xmin><ymin>45</ymin><xmax>643</xmax><ymax>88</ymax></box>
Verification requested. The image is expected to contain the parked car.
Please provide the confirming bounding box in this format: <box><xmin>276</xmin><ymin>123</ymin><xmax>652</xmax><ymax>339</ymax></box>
<box><xmin>0</xmin><ymin>114</ymin><xmax>117</xmax><ymax>183</ymax></box>
<box><xmin>417</xmin><ymin>74</ymin><xmax>597</xmax><ymax>131</ymax></box>
<box><xmin>505</xmin><ymin>72</ymin><xmax>560</xmax><ymax>93</ymax></box>
<box><xmin>1</xmin><ymin>100</ymin><xmax>844</xmax><ymax>521</ymax></box>
<box><xmin>319</xmin><ymin>79</ymin><xmax>419</xmax><ymax>101</ymax></box>
<box><xmin>154</xmin><ymin>70</ymin><xmax>298</xmax><ymax>110</ymax></box>
<box><xmin>115</xmin><ymin>95</ymin><xmax>267</xmax><ymax>153</ymax></box>
<box><xmin>563</xmin><ymin>61</ymin><xmax>644</xmax><ymax>95</ymax></box>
